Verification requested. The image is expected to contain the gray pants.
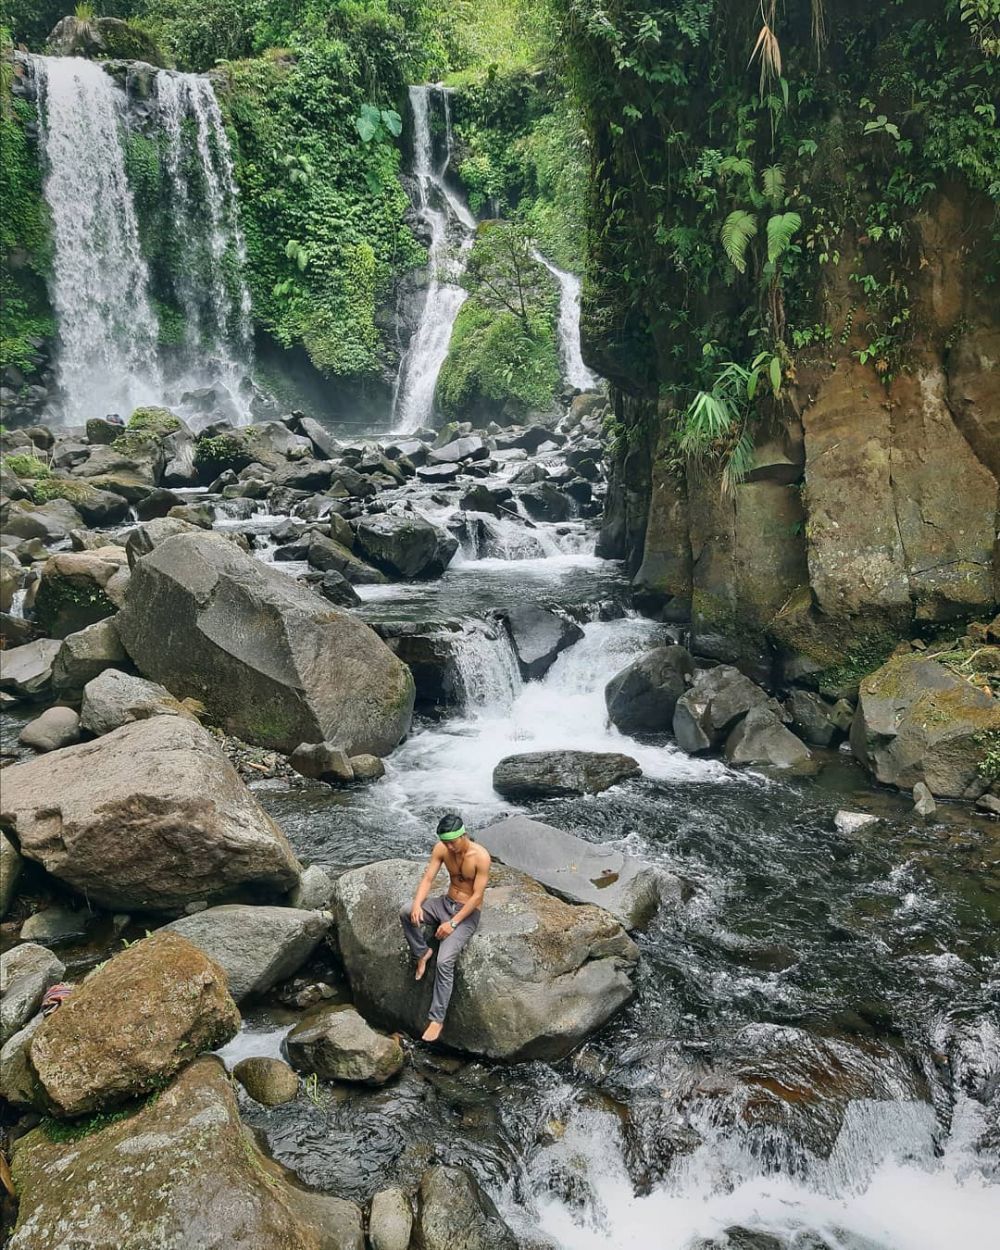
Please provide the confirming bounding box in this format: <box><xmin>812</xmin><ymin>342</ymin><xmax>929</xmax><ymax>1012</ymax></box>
<box><xmin>399</xmin><ymin>894</ymin><xmax>481</xmax><ymax>1023</ymax></box>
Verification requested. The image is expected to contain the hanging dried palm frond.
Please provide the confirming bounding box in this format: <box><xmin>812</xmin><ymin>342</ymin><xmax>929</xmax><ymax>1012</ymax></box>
<box><xmin>749</xmin><ymin>1</ymin><xmax>782</xmax><ymax>96</ymax></box>
<box><xmin>811</xmin><ymin>0</ymin><xmax>828</xmax><ymax>59</ymax></box>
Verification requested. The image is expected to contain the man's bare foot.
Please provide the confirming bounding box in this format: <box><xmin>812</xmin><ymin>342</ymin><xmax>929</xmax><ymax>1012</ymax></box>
<box><xmin>422</xmin><ymin>1021</ymin><xmax>443</xmax><ymax>1042</ymax></box>
<box><xmin>415</xmin><ymin>951</ymin><xmax>433</xmax><ymax>982</ymax></box>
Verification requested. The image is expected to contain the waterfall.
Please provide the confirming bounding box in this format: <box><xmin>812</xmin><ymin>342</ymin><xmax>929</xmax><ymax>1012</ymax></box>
<box><xmin>33</xmin><ymin>56</ymin><xmax>164</xmax><ymax>424</ymax></box>
<box><xmin>155</xmin><ymin>69</ymin><xmax>254</xmax><ymax>423</ymax></box>
<box><xmin>533</xmin><ymin>250</ymin><xmax>600</xmax><ymax>392</ymax></box>
<box><xmin>392</xmin><ymin>84</ymin><xmax>476</xmax><ymax>434</ymax></box>
<box><xmin>449</xmin><ymin>622</ymin><xmax>522</xmax><ymax>711</ymax></box>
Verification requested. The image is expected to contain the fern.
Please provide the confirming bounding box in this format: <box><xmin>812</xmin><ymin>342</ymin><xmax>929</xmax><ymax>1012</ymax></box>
<box><xmin>766</xmin><ymin>211</ymin><xmax>801</xmax><ymax>264</ymax></box>
<box><xmin>719</xmin><ymin>155</ymin><xmax>754</xmax><ymax>179</ymax></box>
<box><xmin>761</xmin><ymin>164</ymin><xmax>785</xmax><ymax>205</ymax></box>
<box><xmin>721</xmin><ymin>210</ymin><xmax>757</xmax><ymax>273</ymax></box>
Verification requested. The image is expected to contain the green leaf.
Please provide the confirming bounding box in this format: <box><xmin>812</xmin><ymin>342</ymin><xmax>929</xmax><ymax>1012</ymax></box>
<box><xmin>769</xmin><ymin>354</ymin><xmax>782</xmax><ymax>395</ymax></box>
<box><xmin>766</xmin><ymin>212</ymin><xmax>801</xmax><ymax>264</ymax></box>
<box><xmin>381</xmin><ymin>109</ymin><xmax>403</xmax><ymax>138</ymax></box>
<box><xmin>720</xmin><ymin>210</ymin><xmax>757</xmax><ymax>273</ymax></box>
<box><xmin>761</xmin><ymin>164</ymin><xmax>785</xmax><ymax>205</ymax></box>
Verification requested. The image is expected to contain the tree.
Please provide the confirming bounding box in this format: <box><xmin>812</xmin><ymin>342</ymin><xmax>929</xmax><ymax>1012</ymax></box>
<box><xmin>461</xmin><ymin>220</ymin><xmax>545</xmax><ymax>330</ymax></box>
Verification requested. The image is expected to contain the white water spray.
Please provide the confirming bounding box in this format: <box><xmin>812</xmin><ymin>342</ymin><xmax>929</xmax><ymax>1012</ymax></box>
<box><xmin>533</xmin><ymin>250</ymin><xmax>600</xmax><ymax>391</ymax></box>
<box><xmin>392</xmin><ymin>85</ymin><xmax>475</xmax><ymax>433</ymax></box>
<box><xmin>33</xmin><ymin>56</ymin><xmax>164</xmax><ymax>423</ymax></box>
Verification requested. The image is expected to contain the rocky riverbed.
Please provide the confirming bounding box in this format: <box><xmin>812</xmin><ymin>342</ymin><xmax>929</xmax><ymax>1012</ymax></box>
<box><xmin>1</xmin><ymin>396</ymin><xmax>998</xmax><ymax>1248</ymax></box>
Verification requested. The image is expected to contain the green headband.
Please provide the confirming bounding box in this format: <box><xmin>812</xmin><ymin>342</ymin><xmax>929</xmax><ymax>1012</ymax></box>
<box><xmin>438</xmin><ymin>824</ymin><xmax>466</xmax><ymax>842</ymax></box>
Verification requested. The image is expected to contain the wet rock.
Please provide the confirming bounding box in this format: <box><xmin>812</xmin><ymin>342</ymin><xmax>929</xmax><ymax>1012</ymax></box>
<box><xmin>604</xmin><ymin>644</ymin><xmax>694</xmax><ymax>735</ymax></box>
<box><xmin>850</xmin><ymin>650</ymin><xmax>1000</xmax><ymax>798</ymax></box>
<box><xmin>167</xmin><ymin>905</ymin><xmax>329</xmax><ymax>1002</ymax></box>
<box><xmin>1</xmin><ymin>944</ymin><xmax>65</xmax><ymax>1045</ymax></box>
<box><xmin>976</xmin><ymin>793</ymin><xmax>1000</xmax><ymax>817</ymax></box>
<box><xmin>673</xmin><ymin>665</ymin><xmax>772</xmax><ymax>753</ymax></box>
<box><xmin>116</xmin><ymin>532</ymin><xmax>414</xmax><ymax>755</ymax></box>
<box><xmin>1</xmin><ymin>716</ymin><xmax>301</xmax><ymax>912</ymax></box>
<box><xmin>784</xmin><ymin>689</ymin><xmax>840</xmax><ymax>746</ymax></box>
<box><xmin>168</xmin><ymin>501</ymin><xmax>215</xmax><ymax>529</ymax></box>
<box><xmin>123</xmin><ymin>515</ymin><xmax>202</xmax><ymax>567</ymax></box>
<box><xmin>502</xmin><ymin>603</ymin><xmax>584</xmax><ymax>680</ymax></box>
<box><xmin>290</xmin><ymin>865</ymin><xmax>336</xmax><ymax>911</ymax></box>
<box><xmin>9</xmin><ymin>1056</ymin><xmax>365</xmax><ymax>1249</ymax></box>
<box><xmin>286</xmin><ymin>1004</ymin><xmax>404</xmax><ymax>1085</ymax></box>
<box><xmin>478</xmin><ymin>814</ymin><xmax>672</xmax><ymax>929</ymax></box>
<box><xmin>509</xmin><ymin>461</ymin><xmax>548</xmax><ymax>485</ymax></box>
<box><xmin>296</xmin><ymin>415</ymin><xmax>341</xmax><ymax>460</ymax></box>
<box><xmin>349</xmin><ymin>753</ymin><xmax>386</xmax><ymax>782</ymax></box>
<box><xmin>19</xmin><ymin>905</ymin><xmax>89</xmax><ymax>946</ymax></box>
<box><xmin>0</xmin><ymin>638</ymin><xmax>61</xmax><ymax>700</ymax></box>
<box><xmin>492</xmin><ymin>749</ymin><xmax>641</xmax><ymax>799</ymax></box>
<box><xmin>332</xmin><ymin>860</ymin><xmax>639</xmax><ymax>1061</ymax></box>
<box><xmin>271</xmin><ymin>458</ymin><xmax>336</xmax><ymax>491</ymax></box>
<box><xmin>18</xmin><ymin>705</ymin><xmax>81</xmax><ymax>752</ymax></box>
<box><xmin>29</xmin><ymin>930</ymin><xmax>238</xmax><ymax>1117</ymax></box>
<box><xmin>307</xmin><ymin>535</ymin><xmax>387</xmax><ymax>585</ymax></box>
<box><xmin>460</xmin><ymin>483</ymin><xmax>514</xmax><ymax>516</ymax></box>
<box><xmin>51</xmin><ymin>616</ymin><xmax>129</xmax><ymax>696</ymax></box>
<box><xmin>368</xmin><ymin>1187</ymin><xmax>412</xmax><ymax>1250</ymax></box>
<box><xmin>415</xmin><ymin>1165</ymin><xmax>517</xmax><ymax>1250</ymax></box>
<box><xmin>135</xmin><ymin>486</ymin><xmax>184</xmax><ymax>520</ymax></box>
<box><xmin>498</xmin><ymin>425</ymin><xmax>566</xmax><ymax>453</ymax></box>
<box><xmin>33</xmin><ymin>548</ymin><xmax>128</xmax><ymax>638</ymax></box>
<box><xmin>416</xmin><ymin>462</ymin><xmax>461</xmax><ymax>483</ymax></box>
<box><xmin>1</xmin><ymin>831</ymin><xmax>22</xmax><ymax>917</ymax></box>
<box><xmin>0</xmin><ymin>1012</ymin><xmax>43</xmax><ymax>1107</ymax></box>
<box><xmin>80</xmin><ymin>667</ymin><xmax>195</xmax><ymax>736</ymax></box>
<box><xmin>289</xmin><ymin>741</ymin><xmax>355</xmax><ymax>784</ymax></box>
<box><xmin>0</xmin><ymin>546</ymin><xmax>21</xmax><ymax>612</ymax></box>
<box><xmin>354</xmin><ymin>513</ymin><xmax>458</xmax><ymax>580</ymax></box>
<box><xmin>233</xmin><ymin>1055</ymin><xmax>299</xmax><ymax>1106</ymax></box>
<box><xmin>724</xmin><ymin>705</ymin><xmax>812</xmax><ymax>769</ymax></box>
<box><xmin>834</xmin><ymin>810</ymin><xmax>882</xmax><ymax>834</ymax></box>
<box><xmin>3</xmin><ymin>498</ymin><xmax>83</xmax><ymax>542</ymax></box>
<box><xmin>427</xmin><ymin>435</ymin><xmax>489</xmax><ymax>464</ymax></box>
<box><xmin>913</xmin><ymin>781</ymin><xmax>937</xmax><ymax>818</ymax></box>
<box><xmin>519</xmin><ymin>480</ymin><xmax>573</xmax><ymax>522</ymax></box>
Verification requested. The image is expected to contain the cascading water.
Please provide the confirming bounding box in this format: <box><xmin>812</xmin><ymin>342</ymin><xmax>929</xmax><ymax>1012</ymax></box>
<box><xmin>32</xmin><ymin>56</ymin><xmax>164</xmax><ymax>423</ymax></box>
<box><xmin>533</xmin><ymin>249</ymin><xmax>600</xmax><ymax>391</ymax></box>
<box><xmin>392</xmin><ymin>85</ymin><xmax>476</xmax><ymax>434</ymax></box>
<box><xmin>155</xmin><ymin>70</ymin><xmax>254</xmax><ymax>421</ymax></box>
<box><xmin>448</xmin><ymin>621</ymin><xmax>522</xmax><ymax>710</ymax></box>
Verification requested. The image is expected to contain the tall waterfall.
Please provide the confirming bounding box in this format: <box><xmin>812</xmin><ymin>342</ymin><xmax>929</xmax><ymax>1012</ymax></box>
<box><xmin>392</xmin><ymin>84</ymin><xmax>476</xmax><ymax>434</ymax></box>
<box><xmin>33</xmin><ymin>56</ymin><xmax>164</xmax><ymax>424</ymax></box>
<box><xmin>533</xmin><ymin>250</ymin><xmax>600</xmax><ymax>391</ymax></box>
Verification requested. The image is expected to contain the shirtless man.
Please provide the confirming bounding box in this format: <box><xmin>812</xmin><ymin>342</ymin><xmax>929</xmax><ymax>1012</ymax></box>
<box><xmin>399</xmin><ymin>812</ymin><xmax>491</xmax><ymax>1042</ymax></box>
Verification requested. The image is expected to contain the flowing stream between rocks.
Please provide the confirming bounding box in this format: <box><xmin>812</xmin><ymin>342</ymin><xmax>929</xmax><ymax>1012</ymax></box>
<box><xmin>201</xmin><ymin>442</ymin><xmax>999</xmax><ymax>1250</ymax></box>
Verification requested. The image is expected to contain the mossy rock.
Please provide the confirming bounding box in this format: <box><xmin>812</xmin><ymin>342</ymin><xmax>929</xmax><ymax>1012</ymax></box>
<box><xmin>127</xmin><ymin>407</ymin><xmax>181</xmax><ymax>437</ymax></box>
<box><xmin>3</xmin><ymin>454</ymin><xmax>51</xmax><ymax>480</ymax></box>
<box><xmin>46</xmin><ymin>16</ymin><xmax>168</xmax><ymax>68</ymax></box>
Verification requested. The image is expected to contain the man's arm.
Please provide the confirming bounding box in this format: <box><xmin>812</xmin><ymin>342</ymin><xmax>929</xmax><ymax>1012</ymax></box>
<box><xmin>442</xmin><ymin>850</ymin><xmax>491</xmax><ymax>929</ymax></box>
<box><xmin>410</xmin><ymin>844</ymin><xmax>444</xmax><ymax>923</ymax></box>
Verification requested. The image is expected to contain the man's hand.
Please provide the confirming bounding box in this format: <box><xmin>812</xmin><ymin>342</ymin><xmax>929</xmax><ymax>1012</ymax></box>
<box><xmin>435</xmin><ymin>921</ymin><xmax>453</xmax><ymax>940</ymax></box>
<box><xmin>410</xmin><ymin>902</ymin><xmax>424</xmax><ymax>925</ymax></box>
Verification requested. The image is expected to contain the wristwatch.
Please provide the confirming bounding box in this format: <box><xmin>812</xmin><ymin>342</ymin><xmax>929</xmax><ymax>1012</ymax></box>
<box><xmin>449</xmin><ymin>919</ymin><xmax>458</xmax><ymax>931</ymax></box>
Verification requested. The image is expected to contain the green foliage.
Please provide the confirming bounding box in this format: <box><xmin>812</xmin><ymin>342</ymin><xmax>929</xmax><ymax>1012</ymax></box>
<box><xmin>127</xmin><ymin>406</ymin><xmax>180</xmax><ymax>434</ymax></box>
<box><xmin>193</xmin><ymin>430</ymin><xmax>249</xmax><ymax>475</ymax></box>
<box><xmin>976</xmin><ymin>730</ymin><xmax>1000</xmax><ymax>782</ymax></box>
<box><xmin>4</xmin><ymin>451</ymin><xmax>50</xmax><ymax>478</ymax></box>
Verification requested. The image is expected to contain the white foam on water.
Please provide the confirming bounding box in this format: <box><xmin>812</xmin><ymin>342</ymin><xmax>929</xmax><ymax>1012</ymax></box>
<box><xmin>214</xmin><ymin>1023</ymin><xmax>293</xmax><ymax>1070</ymax></box>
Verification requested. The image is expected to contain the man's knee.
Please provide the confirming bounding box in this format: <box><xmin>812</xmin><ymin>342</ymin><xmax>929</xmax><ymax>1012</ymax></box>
<box><xmin>398</xmin><ymin>905</ymin><xmax>412</xmax><ymax>926</ymax></box>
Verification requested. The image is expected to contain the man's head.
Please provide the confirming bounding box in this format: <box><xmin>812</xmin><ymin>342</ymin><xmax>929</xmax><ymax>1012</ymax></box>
<box><xmin>437</xmin><ymin>812</ymin><xmax>467</xmax><ymax>845</ymax></box>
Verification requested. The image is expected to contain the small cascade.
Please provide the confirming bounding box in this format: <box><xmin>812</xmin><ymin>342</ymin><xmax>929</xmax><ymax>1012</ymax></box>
<box><xmin>155</xmin><ymin>70</ymin><xmax>254</xmax><ymax>420</ymax></box>
<box><xmin>533</xmin><ymin>250</ymin><xmax>600</xmax><ymax>391</ymax></box>
<box><xmin>392</xmin><ymin>85</ymin><xmax>476</xmax><ymax>434</ymax></box>
<box><xmin>33</xmin><ymin>56</ymin><xmax>164</xmax><ymax>423</ymax></box>
<box><xmin>449</xmin><ymin>621</ymin><xmax>522</xmax><ymax>711</ymax></box>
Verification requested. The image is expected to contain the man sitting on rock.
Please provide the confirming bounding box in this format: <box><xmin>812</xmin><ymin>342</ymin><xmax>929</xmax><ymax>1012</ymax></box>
<box><xmin>399</xmin><ymin>812</ymin><xmax>491</xmax><ymax>1042</ymax></box>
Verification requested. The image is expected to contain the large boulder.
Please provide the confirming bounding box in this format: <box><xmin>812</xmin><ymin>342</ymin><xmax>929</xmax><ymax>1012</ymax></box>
<box><xmin>167</xmin><ymin>905</ymin><xmax>329</xmax><ymax>1002</ymax></box>
<box><xmin>0</xmin><ymin>716</ymin><xmax>301</xmax><ymax>912</ymax></box>
<box><xmin>285</xmin><ymin>1004</ymin><xmax>404</xmax><ymax>1085</ymax></box>
<box><xmin>331</xmin><ymin>860</ymin><xmax>638</xmax><ymax>1061</ymax></box>
<box><xmin>415</xmin><ymin>1166</ymin><xmax>517</xmax><ymax>1250</ymax></box>
<box><xmin>2</xmin><ymin>498</ymin><xmax>83</xmax><ymax>542</ymax></box>
<box><xmin>79</xmin><ymin>667</ymin><xmax>194</xmax><ymax>737</ymax></box>
<box><xmin>18</xmin><ymin>706</ymin><xmax>81</xmax><ymax>752</ymax></box>
<box><xmin>368</xmin><ymin>1189</ymin><xmax>412</xmax><ymax>1250</ymax></box>
<box><xmin>492</xmin><ymin>749</ymin><xmax>641</xmax><ymax>799</ymax></box>
<box><xmin>604</xmin><ymin>645</ymin><xmax>695</xmax><ymax>735</ymax></box>
<box><xmin>427</xmin><ymin>435</ymin><xmax>489</xmax><ymax>464</ymax></box>
<box><xmin>51</xmin><ymin>617</ymin><xmax>129</xmax><ymax>696</ymax></box>
<box><xmin>501</xmin><ymin>604</ymin><xmax>584</xmax><ymax>680</ymax></box>
<box><xmin>850</xmin><ymin>650</ymin><xmax>1000</xmax><ymax>798</ymax></box>
<box><xmin>33</xmin><ymin>548</ymin><xmax>128</xmax><ymax>638</ymax></box>
<box><xmin>116</xmin><ymin>532</ymin><xmax>414</xmax><ymax>754</ymax></box>
<box><xmin>477</xmin><ymin>815</ymin><xmax>672</xmax><ymax>929</ymax></box>
<box><xmin>724</xmin><ymin>705</ymin><xmax>813</xmax><ymax>769</ymax></box>
<box><xmin>29</xmin><ymin>930</ymin><xmax>239</xmax><ymax>1117</ymax></box>
<box><xmin>0</xmin><ymin>639</ymin><xmax>62</xmax><ymax>700</ymax></box>
<box><xmin>672</xmin><ymin>664</ymin><xmax>773</xmax><ymax>753</ymax></box>
<box><xmin>124</xmin><ymin>515</ymin><xmax>202</xmax><ymax>568</ymax></box>
<box><xmin>354</xmin><ymin>513</ymin><xmax>458</xmax><ymax>580</ymax></box>
<box><xmin>1</xmin><ymin>944</ymin><xmax>65</xmax><ymax>1046</ymax></box>
<box><xmin>784</xmin><ymin>688</ymin><xmax>841</xmax><ymax>746</ymax></box>
<box><xmin>0</xmin><ymin>1014</ymin><xmax>43</xmax><ymax>1108</ymax></box>
<box><xmin>9</xmin><ymin>1057</ymin><xmax>365</xmax><ymax>1249</ymax></box>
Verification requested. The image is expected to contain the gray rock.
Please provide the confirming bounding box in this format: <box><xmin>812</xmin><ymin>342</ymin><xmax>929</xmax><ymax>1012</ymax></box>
<box><xmin>913</xmin><ymin>781</ymin><xmax>937</xmax><ymax>818</ymax></box>
<box><xmin>519</xmin><ymin>481</ymin><xmax>573</xmax><ymax>522</ymax></box>
<box><xmin>354</xmin><ymin>513</ymin><xmax>458</xmax><ymax>580</ymax></box>
<box><xmin>427</xmin><ymin>436</ymin><xmax>489</xmax><ymax>464</ymax></box>
<box><xmin>0</xmin><ymin>639</ymin><xmax>62</xmax><ymax>701</ymax></box>
<box><xmin>19</xmin><ymin>905</ymin><xmax>89</xmax><ymax>946</ymax></box>
<box><xmin>976</xmin><ymin>793</ymin><xmax>1000</xmax><ymax>817</ymax></box>
<box><xmin>3</xmin><ymin>498</ymin><xmax>83</xmax><ymax>542</ymax></box>
<box><xmin>0</xmin><ymin>1012</ymin><xmax>43</xmax><ymax>1107</ymax></box>
<box><xmin>289</xmin><ymin>741</ymin><xmax>355</xmax><ymax>784</ymax></box>
<box><xmin>416</xmin><ymin>462</ymin><xmax>461</xmax><ymax>483</ymax></box>
<box><xmin>286</xmin><ymin>1004</ymin><xmax>404</xmax><ymax>1085</ymax></box>
<box><xmin>834</xmin><ymin>810</ymin><xmax>882</xmax><ymax>834</ymax></box>
<box><xmin>290</xmin><ymin>865</ymin><xmax>336</xmax><ymax>911</ymax></box>
<box><xmin>51</xmin><ymin>617</ymin><xmax>129</xmax><ymax>696</ymax></box>
<box><xmin>317</xmin><ymin>569</ymin><xmax>362</xmax><ymax>607</ymax></box>
<box><xmin>1</xmin><ymin>716</ymin><xmax>301</xmax><ymax>912</ymax></box>
<box><xmin>416</xmin><ymin>1166</ymin><xmax>517</xmax><ymax>1250</ymax></box>
<box><xmin>492</xmin><ymin>749</ymin><xmax>642</xmax><ymax>799</ymax></box>
<box><xmin>460</xmin><ymin>484</ymin><xmax>513</xmax><ymax>516</ymax></box>
<box><xmin>124</xmin><ymin>516</ymin><xmax>202</xmax><ymax>568</ymax></box>
<box><xmin>1</xmin><ymin>943</ymin><xmax>65</xmax><ymax>1045</ymax></box>
<box><xmin>785</xmin><ymin>689</ymin><xmax>839</xmax><ymax>746</ymax></box>
<box><xmin>296</xmin><ymin>415</ymin><xmax>341</xmax><ymax>460</ymax></box>
<box><xmin>369</xmin><ymin>1188</ymin><xmax>412</xmax><ymax>1250</ymax></box>
<box><xmin>724</xmin><ymin>706</ymin><xmax>813</xmax><ymax>769</ymax></box>
<box><xmin>80</xmin><ymin>668</ymin><xmax>194</xmax><ymax>737</ymax></box>
<box><xmin>167</xmin><ymin>905</ymin><xmax>329</xmax><ymax>1002</ymax></box>
<box><xmin>0</xmin><ymin>547</ymin><xmax>21</xmax><ymax>613</ymax></box>
<box><xmin>307</xmin><ymin>535</ymin><xmax>386</xmax><ymax>585</ymax></box>
<box><xmin>349</xmin><ymin>753</ymin><xmax>385</xmax><ymax>782</ymax></box>
<box><xmin>232</xmin><ymin>1056</ymin><xmax>300</xmax><ymax>1106</ymax></box>
<box><xmin>673</xmin><ymin>665</ymin><xmax>772</xmax><ymax>753</ymax></box>
<box><xmin>1</xmin><ymin>832</ymin><xmax>22</xmax><ymax>918</ymax></box>
<box><xmin>605</xmin><ymin>645</ymin><xmax>694</xmax><ymax>735</ymax></box>
<box><xmin>477</xmin><ymin>814</ymin><xmax>672</xmax><ymax>929</ymax></box>
<box><xmin>116</xmin><ymin>532</ymin><xmax>414</xmax><ymax>755</ymax></box>
<box><xmin>18</xmin><ymin>705</ymin><xmax>80</xmax><ymax>752</ymax></box>
<box><xmin>331</xmin><ymin>860</ymin><xmax>638</xmax><ymax>1061</ymax></box>
<box><xmin>502</xmin><ymin>604</ymin><xmax>584</xmax><ymax>680</ymax></box>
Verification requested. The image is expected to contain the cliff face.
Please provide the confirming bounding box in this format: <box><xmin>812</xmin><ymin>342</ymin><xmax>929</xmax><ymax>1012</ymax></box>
<box><xmin>566</xmin><ymin>1</ymin><xmax>999</xmax><ymax>679</ymax></box>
